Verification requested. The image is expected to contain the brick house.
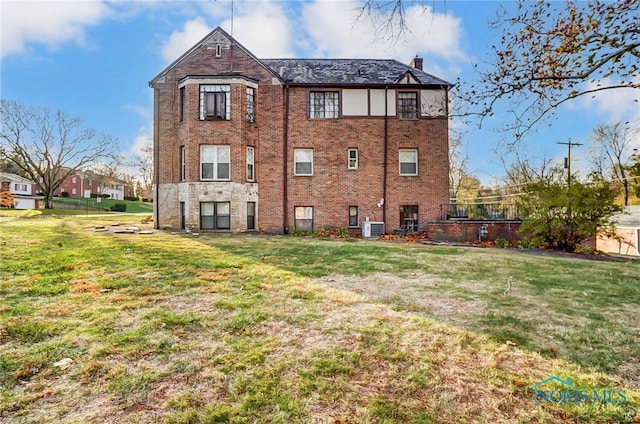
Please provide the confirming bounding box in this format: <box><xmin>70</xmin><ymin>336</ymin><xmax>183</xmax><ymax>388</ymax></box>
<box><xmin>52</xmin><ymin>170</ymin><xmax>134</xmax><ymax>200</ymax></box>
<box><xmin>149</xmin><ymin>27</ymin><xmax>451</xmax><ymax>234</ymax></box>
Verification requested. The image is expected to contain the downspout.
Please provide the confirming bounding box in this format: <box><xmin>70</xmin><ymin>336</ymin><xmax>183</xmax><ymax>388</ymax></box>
<box><xmin>383</xmin><ymin>86</ymin><xmax>388</xmax><ymax>226</ymax></box>
<box><xmin>283</xmin><ymin>83</ymin><xmax>290</xmax><ymax>234</ymax></box>
<box><xmin>153</xmin><ymin>87</ymin><xmax>160</xmax><ymax>229</ymax></box>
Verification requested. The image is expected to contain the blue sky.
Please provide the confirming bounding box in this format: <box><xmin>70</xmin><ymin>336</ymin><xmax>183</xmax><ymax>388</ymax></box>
<box><xmin>1</xmin><ymin>0</ymin><xmax>638</xmax><ymax>185</ymax></box>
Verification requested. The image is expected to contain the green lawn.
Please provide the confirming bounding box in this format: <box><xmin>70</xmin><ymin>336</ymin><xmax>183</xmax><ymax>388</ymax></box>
<box><xmin>52</xmin><ymin>197</ymin><xmax>153</xmax><ymax>213</ymax></box>
<box><xmin>1</xmin><ymin>216</ymin><xmax>638</xmax><ymax>423</ymax></box>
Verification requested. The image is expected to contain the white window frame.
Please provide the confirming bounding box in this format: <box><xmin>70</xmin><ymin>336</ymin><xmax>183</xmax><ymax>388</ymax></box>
<box><xmin>309</xmin><ymin>91</ymin><xmax>339</xmax><ymax>119</ymax></box>
<box><xmin>200</xmin><ymin>85</ymin><xmax>230</xmax><ymax>121</ymax></box>
<box><xmin>348</xmin><ymin>148</ymin><xmax>358</xmax><ymax>170</ymax></box>
<box><xmin>294</xmin><ymin>148</ymin><xmax>313</xmax><ymax>176</ymax></box>
<box><xmin>200</xmin><ymin>145</ymin><xmax>231</xmax><ymax>181</ymax></box>
<box><xmin>180</xmin><ymin>145</ymin><xmax>186</xmax><ymax>181</ymax></box>
<box><xmin>247</xmin><ymin>146</ymin><xmax>255</xmax><ymax>182</ymax></box>
<box><xmin>399</xmin><ymin>149</ymin><xmax>418</xmax><ymax>176</ymax></box>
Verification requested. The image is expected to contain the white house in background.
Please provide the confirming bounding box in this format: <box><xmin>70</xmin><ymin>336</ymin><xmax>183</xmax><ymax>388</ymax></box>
<box><xmin>0</xmin><ymin>172</ymin><xmax>43</xmax><ymax>210</ymax></box>
<box><xmin>597</xmin><ymin>205</ymin><xmax>640</xmax><ymax>257</ymax></box>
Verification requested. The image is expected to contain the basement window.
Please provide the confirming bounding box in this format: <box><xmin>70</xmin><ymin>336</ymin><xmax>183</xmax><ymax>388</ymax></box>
<box><xmin>294</xmin><ymin>206</ymin><xmax>314</xmax><ymax>232</ymax></box>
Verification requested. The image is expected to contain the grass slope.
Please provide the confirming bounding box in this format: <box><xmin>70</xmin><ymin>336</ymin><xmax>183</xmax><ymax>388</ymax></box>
<box><xmin>0</xmin><ymin>216</ymin><xmax>638</xmax><ymax>423</ymax></box>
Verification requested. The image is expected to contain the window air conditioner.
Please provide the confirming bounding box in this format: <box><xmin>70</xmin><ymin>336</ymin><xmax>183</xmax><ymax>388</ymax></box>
<box><xmin>362</xmin><ymin>221</ymin><xmax>385</xmax><ymax>238</ymax></box>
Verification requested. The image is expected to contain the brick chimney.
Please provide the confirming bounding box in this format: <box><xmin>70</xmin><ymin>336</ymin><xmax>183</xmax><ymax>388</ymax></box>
<box><xmin>410</xmin><ymin>55</ymin><xmax>423</xmax><ymax>71</ymax></box>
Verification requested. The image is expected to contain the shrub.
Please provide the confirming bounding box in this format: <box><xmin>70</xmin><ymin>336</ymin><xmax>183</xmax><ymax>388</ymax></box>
<box><xmin>110</xmin><ymin>203</ymin><xmax>127</xmax><ymax>212</ymax></box>
<box><xmin>61</xmin><ymin>191</ymin><xmax>69</xmax><ymax>198</ymax></box>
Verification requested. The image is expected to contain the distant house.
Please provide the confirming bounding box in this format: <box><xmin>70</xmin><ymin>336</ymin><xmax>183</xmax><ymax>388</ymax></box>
<box><xmin>597</xmin><ymin>205</ymin><xmax>640</xmax><ymax>257</ymax></box>
<box><xmin>149</xmin><ymin>26</ymin><xmax>451</xmax><ymax>233</ymax></box>
<box><xmin>52</xmin><ymin>170</ymin><xmax>134</xmax><ymax>200</ymax></box>
<box><xmin>0</xmin><ymin>172</ymin><xmax>43</xmax><ymax>209</ymax></box>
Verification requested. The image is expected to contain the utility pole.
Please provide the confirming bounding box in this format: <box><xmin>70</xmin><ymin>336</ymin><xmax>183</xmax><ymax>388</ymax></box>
<box><xmin>557</xmin><ymin>139</ymin><xmax>582</xmax><ymax>216</ymax></box>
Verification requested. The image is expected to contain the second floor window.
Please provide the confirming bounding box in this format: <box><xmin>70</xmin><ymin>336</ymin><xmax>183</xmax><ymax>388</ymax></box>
<box><xmin>310</xmin><ymin>91</ymin><xmax>339</xmax><ymax>119</ymax></box>
<box><xmin>180</xmin><ymin>86</ymin><xmax>186</xmax><ymax>122</ymax></box>
<box><xmin>246</xmin><ymin>87</ymin><xmax>255</xmax><ymax>122</ymax></box>
<box><xmin>200</xmin><ymin>85</ymin><xmax>230</xmax><ymax>120</ymax></box>
<box><xmin>201</xmin><ymin>145</ymin><xmax>230</xmax><ymax>180</ymax></box>
<box><xmin>398</xmin><ymin>92</ymin><xmax>418</xmax><ymax>120</ymax></box>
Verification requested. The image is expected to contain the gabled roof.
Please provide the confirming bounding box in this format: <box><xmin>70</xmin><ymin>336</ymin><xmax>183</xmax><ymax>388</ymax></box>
<box><xmin>261</xmin><ymin>59</ymin><xmax>451</xmax><ymax>87</ymax></box>
<box><xmin>149</xmin><ymin>26</ymin><xmax>452</xmax><ymax>88</ymax></box>
<box><xmin>0</xmin><ymin>172</ymin><xmax>34</xmax><ymax>184</ymax></box>
<box><xmin>149</xmin><ymin>27</ymin><xmax>279</xmax><ymax>86</ymax></box>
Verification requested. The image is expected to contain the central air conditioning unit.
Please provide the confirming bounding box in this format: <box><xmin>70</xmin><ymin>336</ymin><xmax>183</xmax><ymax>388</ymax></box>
<box><xmin>362</xmin><ymin>221</ymin><xmax>385</xmax><ymax>238</ymax></box>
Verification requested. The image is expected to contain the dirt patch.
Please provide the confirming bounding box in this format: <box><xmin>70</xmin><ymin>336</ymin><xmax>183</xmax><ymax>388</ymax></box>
<box><xmin>314</xmin><ymin>272</ymin><xmax>485</xmax><ymax>326</ymax></box>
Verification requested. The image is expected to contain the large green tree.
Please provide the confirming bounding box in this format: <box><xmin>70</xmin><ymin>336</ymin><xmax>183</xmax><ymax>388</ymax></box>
<box><xmin>517</xmin><ymin>169</ymin><xmax>622</xmax><ymax>252</ymax></box>
<box><xmin>0</xmin><ymin>100</ymin><xmax>119</xmax><ymax>208</ymax></box>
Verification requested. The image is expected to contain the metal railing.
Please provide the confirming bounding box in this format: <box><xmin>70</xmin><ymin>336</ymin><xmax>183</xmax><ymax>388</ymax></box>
<box><xmin>440</xmin><ymin>203</ymin><xmax>520</xmax><ymax>221</ymax></box>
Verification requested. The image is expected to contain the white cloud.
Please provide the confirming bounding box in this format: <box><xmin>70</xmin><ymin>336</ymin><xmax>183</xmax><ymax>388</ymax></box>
<box><xmin>1</xmin><ymin>0</ymin><xmax>111</xmax><ymax>58</ymax></box>
<box><xmin>573</xmin><ymin>77</ymin><xmax>640</xmax><ymax>124</ymax></box>
<box><xmin>160</xmin><ymin>1</ymin><xmax>294</xmax><ymax>64</ymax></box>
<box><xmin>160</xmin><ymin>16</ymin><xmax>211</xmax><ymax>63</ymax></box>
<box><xmin>218</xmin><ymin>1</ymin><xmax>294</xmax><ymax>58</ymax></box>
<box><xmin>300</xmin><ymin>0</ymin><xmax>463</xmax><ymax>62</ymax></box>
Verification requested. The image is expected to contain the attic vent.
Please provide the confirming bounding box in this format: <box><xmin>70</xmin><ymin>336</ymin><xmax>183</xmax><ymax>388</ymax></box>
<box><xmin>216</xmin><ymin>44</ymin><xmax>222</xmax><ymax>57</ymax></box>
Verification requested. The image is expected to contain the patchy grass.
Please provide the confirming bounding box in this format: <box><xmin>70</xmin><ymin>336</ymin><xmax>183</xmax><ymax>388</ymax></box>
<box><xmin>0</xmin><ymin>217</ymin><xmax>638</xmax><ymax>423</ymax></box>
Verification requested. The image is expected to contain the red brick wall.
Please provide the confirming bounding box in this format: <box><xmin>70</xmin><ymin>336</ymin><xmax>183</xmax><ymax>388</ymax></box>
<box><xmin>426</xmin><ymin>221</ymin><xmax>522</xmax><ymax>243</ymax></box>
<box><xmin>285</xmin><ymin>87</ymin><xmax>449</xmax><ymax>232</ymax></box>
<box><xmin>152</xmin><ymin>34</ymin><xmax>450</xmax><ymax>234</ymax></box>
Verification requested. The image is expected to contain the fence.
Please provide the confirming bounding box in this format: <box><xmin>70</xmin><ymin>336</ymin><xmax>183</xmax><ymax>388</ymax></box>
<box><xmin>440</xmin><ymin>203</ymin><xmax>520</xmax><ymax>221</ymax></box>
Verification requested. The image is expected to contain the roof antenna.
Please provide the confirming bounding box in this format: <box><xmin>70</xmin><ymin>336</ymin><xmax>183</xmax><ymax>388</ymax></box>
<box><xmin>230</xmin><ymin>0</ymin><xmax>234</xmax><ymax>72</ymax></box>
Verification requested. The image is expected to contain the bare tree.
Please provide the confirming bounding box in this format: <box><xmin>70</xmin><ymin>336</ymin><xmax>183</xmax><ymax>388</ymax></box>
<box><xmin>464</xmin><ymin>0</ymin><xmax>640</xmax><ymax>139</ymax></box>
<box><xmin>129</xmin><ymin>137</ymin><xmax>153</xmax><ymax>200</ymax></box>
<box><xmin>0</xmin><ymin>100</ymin><xmax>119</xmax><ymax>208</ymax></box>
<box><xmin>358</xmin><ymin>1</ymin><xmax>639</xmax><ymax>139</ymax></box>
<box><xmin>589</xmin><ymin>122</ymin><xmax>638</xmax><ymax>205</ymax></box>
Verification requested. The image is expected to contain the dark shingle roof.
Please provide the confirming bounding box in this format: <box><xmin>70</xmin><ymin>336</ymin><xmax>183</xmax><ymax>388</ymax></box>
<box><xmin>261</xmin><ymin>59</ymin><xmax>451</xmax><ymax>86</ymax></box>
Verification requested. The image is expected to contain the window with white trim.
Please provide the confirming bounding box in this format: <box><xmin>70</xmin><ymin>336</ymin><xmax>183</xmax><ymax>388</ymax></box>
<box><xmin>348</xmin><ymin>149</ymin><xmax>358</xmax><ymax>170</ymax></box>
<box><xmin>180</xmin><ymin>145</ymin><xmax>186</xmax><ymax>181</ymax></box>
<box><xmin>247</xmin><ymin>147</ymin><xmax>255</xmax><ymax>181</ymax></box>
<box><xmin>200</xmin><ymin>145</ymin><xmax>230</xmax><ymax>180</ymax></box>
<box><xmin>310</xmin><ymin>91</ymin><xmax>339</xmax><ymax>119</ymax></box>
<box><xmin>294</xmin><ymin>206</ymin><xmax>314</xmax><ymax>232</ymax></box>
<box><xmin>200</xmin><ymin>85</ymin><xmax>230</xmax><ymax>120</ymax></box>
<box><xmin>201</xmin><ymin>201</ymin><xmax>230</xmax><ymax>230</ymax></box>
<box><xmin>399</xmin><ymin>149</ymin><xmax>418</xmax><ymax>176</ymax></box>
<box><xmin>294</xmin><ymin>149</ymin><xmax>313</xmax><ymax>176</ymax></box>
